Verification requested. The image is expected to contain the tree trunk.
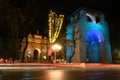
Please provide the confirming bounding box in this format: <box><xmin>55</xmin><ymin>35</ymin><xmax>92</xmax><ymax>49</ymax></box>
<box><xmin>69</xmin><ymin>52</ymin><xmax>75</xmax><ymax>63</ymax></box>
<box><xmin>21</xmin><ymin>35</ymin><xmax>28</xmax><ymax>62</ymax></box>
<box><xmin>69</xmin><ymin>45</ymin><xmax>75</xmax><ymax>63</ymax></box>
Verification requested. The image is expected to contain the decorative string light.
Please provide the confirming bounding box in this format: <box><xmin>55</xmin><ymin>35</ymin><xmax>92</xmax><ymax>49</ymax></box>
<box><xmin>48</xmin><ymin>10</ymin><xmax>64</xmax><ymax>44</ymax></box>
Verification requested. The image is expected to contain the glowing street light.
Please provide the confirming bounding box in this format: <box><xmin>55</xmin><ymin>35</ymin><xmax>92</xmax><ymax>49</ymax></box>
<box><xmin>52</xmin><ymin>44</ymin><xmax>62</xmax><ymax>63</ymax></box>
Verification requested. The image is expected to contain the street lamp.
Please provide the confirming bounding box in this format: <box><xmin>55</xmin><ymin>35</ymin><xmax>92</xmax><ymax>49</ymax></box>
<box><xmin>52</xmin><ymin>44</ymin><xmax>62</xmax><ymax>63</ymax></box>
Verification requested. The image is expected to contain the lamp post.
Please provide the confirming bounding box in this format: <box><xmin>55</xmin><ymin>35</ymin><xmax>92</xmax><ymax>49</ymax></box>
<box><xmin>52</xmin><ymin>44</ymin><xmax>62</xmax><ymax>63</ymax></box>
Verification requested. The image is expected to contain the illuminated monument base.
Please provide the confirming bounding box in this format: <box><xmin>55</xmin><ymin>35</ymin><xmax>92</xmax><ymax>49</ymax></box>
<box><xmin>66</xmin><ymin>8</ymin><xmax>112</xmax><ymax>63</ymax></box>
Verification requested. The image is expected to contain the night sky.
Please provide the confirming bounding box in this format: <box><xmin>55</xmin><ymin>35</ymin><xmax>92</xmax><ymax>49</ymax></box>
<box><xmin>17</xmin><ymin>0</ymin><xmax>120</xmax><ymax>23</ymax></box>
<box><xmin>16</xmin><ymin>0</ymin><xmax>120</xmax><ymax>49</ymax></box>
<box><xmin>34</xmin><ymin>0</ymin><xmax>119</xmax><ymax>21</ymax></box>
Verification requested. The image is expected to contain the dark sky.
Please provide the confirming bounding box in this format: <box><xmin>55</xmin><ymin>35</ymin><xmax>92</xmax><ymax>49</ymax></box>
<box><xmin>38</xmin><ymin>0</ymin><xmax>119</xmax><ymax>21</ymax></box>
<box><xmin>17</xmin><ymin>0</ymin><xmax>120</xmax><ymax>48</ymax></box>
<box><xmin>34</xmin><ymin>0</ymin><xmax>120</xmax><ymax>30</ymax></box>
<box><xmin>18</xmin><ymin>0</ymin><xmax>120</xmax><ymax>23</ymax></box>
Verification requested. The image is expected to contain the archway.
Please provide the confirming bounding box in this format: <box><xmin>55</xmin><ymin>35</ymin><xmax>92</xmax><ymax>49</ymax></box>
<box><xmin>33</xmin><ymin>48</ymin><xmax>41</xmax><ymax>61</ymax></box>
<box><xmin>33</xmin><ymin>50</ymin><xmax>38</xmax><ymax>61</ymax></box>
<box><xmin>86</xmin><ymin>29</ymin><xmax>104</xmax><ymax>62</ymax></box>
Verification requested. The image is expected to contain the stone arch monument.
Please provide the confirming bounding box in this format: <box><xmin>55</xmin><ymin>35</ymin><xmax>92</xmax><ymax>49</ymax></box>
<box><xmin>66</xmin><ymin>7</ymin><xmax>112</xmax><ymax>63</ymax></box>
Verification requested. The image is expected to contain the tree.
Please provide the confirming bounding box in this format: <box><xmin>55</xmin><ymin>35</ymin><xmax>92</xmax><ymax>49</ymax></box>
<box><xmin>0</xmin><ymin>0</ymin><xmax>21</xmax><ymax>62</ymax></box>
<box><xmin>112</xmin><ymin>49</ymin><xmax>120</xmax><ymax>63</ymax></box>
<box><xmin>18</xmin><ymin>0</ymin><xmax>43</xmax><ymax>62</ymax></box>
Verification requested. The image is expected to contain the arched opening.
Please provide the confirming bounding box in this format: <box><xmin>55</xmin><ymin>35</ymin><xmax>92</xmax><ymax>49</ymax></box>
<box><xmin>86</xmin><ymin>29</ymin><xmax>104</xmax><ymax>63</ymax></box>
<box><xmin>33</xmin><ymin>50</ymin><xmax>38</xmax><ymax>61</ymax></box>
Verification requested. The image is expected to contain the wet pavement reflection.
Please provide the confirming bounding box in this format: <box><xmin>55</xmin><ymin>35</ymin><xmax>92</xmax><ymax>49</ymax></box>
<box><xmin>0</xmin><ymin>68</ymin><xmax>120</xmax><ymax>80</ymax></box>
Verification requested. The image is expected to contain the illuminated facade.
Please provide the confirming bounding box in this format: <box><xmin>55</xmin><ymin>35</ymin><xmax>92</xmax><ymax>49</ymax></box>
<box><xmin>21</xmin><ymin>34</ymin><xmax>49</xmax><ymax>62</ymax></box>
<box><xmin>66</xmin><ymin>8</ymin><xmax>112</xmax><ymax>63</ymax></box>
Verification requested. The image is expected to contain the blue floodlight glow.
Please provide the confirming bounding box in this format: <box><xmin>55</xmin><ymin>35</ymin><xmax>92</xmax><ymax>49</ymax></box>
<box><xmin>66</xmin><ymin>25</ymin><xmax>73</xmax><ymax>40</ymax></box>
<box><xmin>86</xmin><ymin>29</ymin><xmax>103</xmax><ymax>43</ymax></box>
<box><xmin>86</xmin><ymin>29</ymin><xmax>103</xmax><ymax>62</ymax></box>
<box><xmin>66</xmin><ymin>25</ymin><xmax>73</xmax><ymax>62</ymax></box>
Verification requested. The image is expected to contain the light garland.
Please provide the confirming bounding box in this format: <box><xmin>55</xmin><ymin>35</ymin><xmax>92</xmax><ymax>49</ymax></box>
<box><xmin>48</xmin><ymin>10</ymin><xmax>64</xmax><ymax>43</ymax></box>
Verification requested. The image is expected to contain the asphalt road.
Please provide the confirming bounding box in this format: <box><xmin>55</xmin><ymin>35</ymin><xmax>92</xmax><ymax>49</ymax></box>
<box><xmin>0</xmin><ymin>63</ymin><xmax>120</xmax><ymax>80</ymax></box>
<box><xmin>0</xmin><ymin>68</ymin><xmax>120</xmax><ymax>80</ymax></box>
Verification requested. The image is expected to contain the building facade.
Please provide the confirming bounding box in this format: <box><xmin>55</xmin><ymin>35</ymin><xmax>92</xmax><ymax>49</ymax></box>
<box><xmin>66</xmin><ymin>8</ymin><xmax>112</xmax><ymax>63</ymax></box>
<box><xmin>21</xmin><ymin>34</ymin><xmax>49</xmax><ymax>62</ymax></box>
